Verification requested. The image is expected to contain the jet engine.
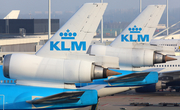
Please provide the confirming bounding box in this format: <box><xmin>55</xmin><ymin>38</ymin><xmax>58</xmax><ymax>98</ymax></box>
<box><xmin>87</xmin><ymin>45</ymin><xmax>176</xmax><ymax>67</ymax></box>
<box><xmin>3</xmin><ymin>54</ymin><xmax>119</xmax><ymax>83</ymax></box>
<box><xmin>135</xmin><ymin>81</ymin><xmax>167</xmax><ymax>93</ymax></box>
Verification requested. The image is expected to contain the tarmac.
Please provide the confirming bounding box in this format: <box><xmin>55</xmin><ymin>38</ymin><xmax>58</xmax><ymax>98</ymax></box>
<box><xmin>78</xmin><ymin>89</ymin><xmax>180</xmax><ymax>110</ymax></box>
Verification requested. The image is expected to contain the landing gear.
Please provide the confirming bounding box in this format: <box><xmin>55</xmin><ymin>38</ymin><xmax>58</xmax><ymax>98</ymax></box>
<box><xmin>91</xmin><ymin>98</ymin><xmax>99</xmax><ymax>110</ymax></box>
<box><xmin>169</xmin><ymin>86</ymin><xmax>180</xmax><ymax>92</ymax></box>
<box><xmin>91</xmin><ymin>103</ymin><xmax>98</xmax><ymax>110</ymax></box>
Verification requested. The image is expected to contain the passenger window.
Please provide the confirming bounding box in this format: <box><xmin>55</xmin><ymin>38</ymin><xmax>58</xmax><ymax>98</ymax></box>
<box><xmin>175</xmin><ymin>65</ymin><xmax>177</xmax><ymax>67</ymax></box>
<box><xmin>170</xmin><ymin>65</ymin><xmax>171</xmax><ymax>67</ymax></box>
<box><xmin>0</xmin><ymin>80</ymin><xmax>2</xmax><ymax>83</ymax></box>
<box><xmin>7</xmin><ymin>80</ymin><xmax>9</xmax><ymax>83</ymax></box>
<box><xmin>167</xmin><ymin>65</ymin><xmax>169</xmax><ymax>67</ymax></box>
<box><xmin>4</xmin><ymin>80</ymin><xmax>6</xmax><ymax>83</ymax></box>
<box><xmin>165</xmin><ymin>65</ymin><xmax>166</xmax><ymax>67</ymax></box>
<box><xmin>159</xmin><ymin>65</ymin><xmax>161</xmax><ymax>67</ymax></box>
<box><xmin>162</xmin><ymin>65</ymin><xmax>164</xmax><ymax>67</ymax></box>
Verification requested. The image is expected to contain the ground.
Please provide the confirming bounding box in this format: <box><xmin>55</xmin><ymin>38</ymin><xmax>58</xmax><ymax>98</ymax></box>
<box><xmin>78</xmin><ymin>89</ymin><xmax>180</xmax><ymax>110</ymax></box>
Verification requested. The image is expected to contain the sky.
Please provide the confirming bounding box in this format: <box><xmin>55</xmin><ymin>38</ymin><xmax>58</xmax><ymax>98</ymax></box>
<box><xmin>0</xmin><ymin>0</ymin><xmax>180</xmax><ymax>15</ymax></box>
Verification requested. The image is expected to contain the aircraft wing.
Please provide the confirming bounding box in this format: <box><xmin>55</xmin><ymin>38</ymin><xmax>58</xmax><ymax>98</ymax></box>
<box><xmin>36</xmin><ymin>3</ymin><xmax>108</xmax><ymax>58</ymax></box>
<box><xmin>159</xmin><ymin>69</ymin><xmax>180</xmax><ymax>74</ymax></box>
<box><xmin>26</xmin><ymin>91</ymin><xmax>84</xmax><ymax>104</ymax></box>
<box><xmin>158</xmin><ymin>69</ymin><xmax>180</xmax><ymax>81</ymax></box>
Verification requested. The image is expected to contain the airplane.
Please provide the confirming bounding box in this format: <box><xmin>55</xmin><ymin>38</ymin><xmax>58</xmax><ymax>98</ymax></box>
<box><xmin>3</xmin><ymin>10</ymin><xmax>20</xmax><ymax>19</ymax></box>
<box><xmin>0</xmin><ymin>3</ymin><xmax>114</xmax><ymax>109</ymax></box>
<box><xmin>0</xmin><ymin>64</ymin><xmax>159</xmax><ymax>107</ymax></box>
<box><xmin>133</xmin><ymin>56</ymin><xmax>180</xmax><ymax>92</ymax></box>
<box><xmin>150</xmin><ymin>39</ymin><xmax>180</xmax><ymax>55</ymax></box>
<box><xmin>83</xmin><ymin>5</ymin><xmax>180</xmax><ymax>94</ymax></box>
<box><xmin>134</xmin><ymin>29</ymin><xmax>180</xmax><ymax>93</ymax></box>
<box><xmin>74</xmin><ymin>5</ymin><xmax>174</xmax><ymax>97</ymax></box>
<box><xmin>0</xmin><ymin>3</ymin><xmax>162</xmax><ymax>109</ymax></box>
<box><xmin>86</xmin><ymin>5</ymin><xmax>176</xmax><ymax>70</ymax></box>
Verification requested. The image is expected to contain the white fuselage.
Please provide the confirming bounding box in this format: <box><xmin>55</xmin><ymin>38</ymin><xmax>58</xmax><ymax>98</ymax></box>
<box><xmin>133</xmin><ymin>56</ymin><xmax>180</xmax><ymax>80</ymax></box>
<box><xmin>150</xmin><ymin>39</ymin><xmax>180</xmax><ymax>55</ymax></box>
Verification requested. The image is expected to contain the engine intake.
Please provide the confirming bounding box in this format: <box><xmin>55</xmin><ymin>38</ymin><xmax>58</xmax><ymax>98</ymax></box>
<box><xmin>135</xmin><ymin>81</ymin><xmax>167</xmax><ymax>93</ymax></box>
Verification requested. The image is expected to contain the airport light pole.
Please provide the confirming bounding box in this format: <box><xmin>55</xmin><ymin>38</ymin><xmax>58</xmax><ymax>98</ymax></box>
<box><xmin>48</xmin><ymin>0</ymin><xmax>51</xmax><ymax>40</ymax></box>
<box><xmin>100</xmin><ymin>0</ymin><xmax>103</xmax><ymax>43</ymax></box>
<box><xmin>167</xmin><ymin>0</ymin><xmax>169</xmax><ymax>35</ymax></box>
<box><xmin>139</xmin><ymin>0</ymin><xmax>142</xmax><ymax>13</ymax></box>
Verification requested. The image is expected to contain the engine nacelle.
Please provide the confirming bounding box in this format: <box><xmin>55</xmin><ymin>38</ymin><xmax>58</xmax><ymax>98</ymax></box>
<box><xmin>3</xmin><ymin>54</ymin><xmax>113</xmax><ymax>83</ymax></box>
<box><xmin>88</xmin><ymin>45</ymin><xmax>170</xmax><ymax>67</ymax></box>
<box><xmin>135</xmin><ymin>81</ymin><xmax>167</xmax><ymax>93</ymax></box>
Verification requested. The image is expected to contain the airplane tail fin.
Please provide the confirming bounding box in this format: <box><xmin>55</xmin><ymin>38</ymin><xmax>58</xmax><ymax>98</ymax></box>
<box><xmin>110</xmin><ymin>5</ymin><xmax>166</xmax><ymax>48</ymax></box>
<box><xmin>3</xmin><ymin>10</ymin><xmax>20</xmax><ymax>19</ymax></box>
<box><xmin>36</xmin><ymin>3</ymin><xmax>107</xmax><ymax>58</ymax></box>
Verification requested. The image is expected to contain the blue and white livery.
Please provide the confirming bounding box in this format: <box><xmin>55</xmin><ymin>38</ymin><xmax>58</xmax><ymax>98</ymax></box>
<box><xmin>1</xmin><ymin>3</ymin><xmax>109</xmax><ymax>109</ymax></box>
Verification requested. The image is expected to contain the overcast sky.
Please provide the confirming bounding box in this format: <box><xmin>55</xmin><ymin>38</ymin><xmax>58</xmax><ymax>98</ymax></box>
<box><xmin>0</xmin><ymin>0</ymin><xmax>180</xmax><ymax>14</ymax></box>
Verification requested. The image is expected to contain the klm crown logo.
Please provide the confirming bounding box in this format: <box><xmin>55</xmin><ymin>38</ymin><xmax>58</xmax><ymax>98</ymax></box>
<box><xmin>59</xmin><ymin>29</ymin><xmax>77</xmax><ymax>39</ymax></box>
<box><xmin>128</xmin><ymin>25</ymin><xmax>142</xmax><ymax>33</ymax></box>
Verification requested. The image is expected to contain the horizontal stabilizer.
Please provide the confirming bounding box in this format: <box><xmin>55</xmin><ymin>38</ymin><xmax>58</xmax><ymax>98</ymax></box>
<box><xmin>26</xmin><ymin>91</ymin><xmax>84</xmax><ymax>104</ymax></box>
<box><xmin>105</xmin><ymin>72</ymin><xmax>150</xmax><ymax>83</ymax></box>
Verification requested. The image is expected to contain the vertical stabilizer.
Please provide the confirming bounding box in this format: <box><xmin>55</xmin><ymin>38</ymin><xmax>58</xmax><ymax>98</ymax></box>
<box><xmin>3</xmin><ymin>10</ymin><xmax>20</xmax><ymax>19</ymax></box>
<box><xmin>110</xmin><ymin>5</ymin><xmax>166</xmax><ymax>48</ymax></box>
<box><xmin>36</xmin><ymin>3</ymin><xmax>107</xmax><ymax>58</ymax></box>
